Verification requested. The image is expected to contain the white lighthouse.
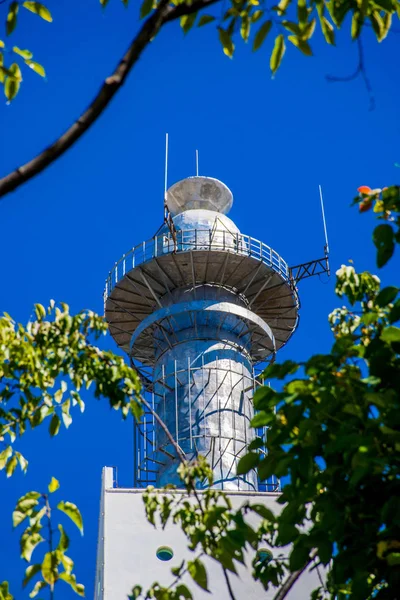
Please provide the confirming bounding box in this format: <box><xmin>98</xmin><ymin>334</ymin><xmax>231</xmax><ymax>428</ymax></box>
<box><xmin>94</xmin><ymin>176</ymin><xmax>328</xmax><ymax>599</ymax></box>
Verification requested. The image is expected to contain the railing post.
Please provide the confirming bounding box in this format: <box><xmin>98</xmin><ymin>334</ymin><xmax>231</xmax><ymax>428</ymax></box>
<box><xmin>154</xmin><ymin>236</ymin><xmax>157</xmax><ymax>258</ymax></box>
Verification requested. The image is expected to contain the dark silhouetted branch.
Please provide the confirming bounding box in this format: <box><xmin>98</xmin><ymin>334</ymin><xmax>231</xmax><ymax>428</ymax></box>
<box><xmin>326</xmin><ymin>38</ymin><xmax>375</xmax><ymax>111</ymax></box>
<box><xmin>0</xmin><ymin>0</ymin><xmax>220</xmax><ymax>201</ymax></box>
<box><xmin>273</xmin><ymin>549</ymin><xmax>318</xmax><ymax>600</ymax></box>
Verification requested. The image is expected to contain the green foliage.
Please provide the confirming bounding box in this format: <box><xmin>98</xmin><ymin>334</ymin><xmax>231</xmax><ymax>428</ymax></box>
<box><xmin>11</xmin><ymin>479</ymin><xmax>84</xmax><ymax>597</ymax></box>
<box><xmin>134</xmin><ymin>187</ymin><xmax>400</xmax><ymax>599</ymax></box>
<box><xmin>57</xmin><ymin>501</ymin><xmax>84</xmax><ymax>535</ymax></box>
<box><xmin>0</xmin><ymin>582</ymin><xmax>13</xmax><ymax>600</ymax></box>
<box><xmin>355</xmin><ymin>185</ymin><xmax>400</xmax><ymax>267</ymax></box>
<box><xmin>160</xmin><ymin>0</ymin><xmax>398</xmax><ymax>75</ymax></box>
<box><xmin>1</xmin><ymin>1</ymin><xmax>51</xmax><ymax>100</ymax></box>
<box><xmin>0</xmin><ymin>301</ymin><xmax>142</xmax><ymax>478</ymax></box>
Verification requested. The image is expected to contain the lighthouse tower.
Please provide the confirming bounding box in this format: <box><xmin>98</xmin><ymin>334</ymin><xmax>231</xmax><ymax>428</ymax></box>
<box><xmin>94</xmin><ymin>176</ymin><xmax>326</xmax><ymax>599</ymax></box>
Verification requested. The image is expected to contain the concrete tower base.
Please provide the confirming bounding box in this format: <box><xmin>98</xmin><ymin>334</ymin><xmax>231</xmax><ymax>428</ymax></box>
<box><xmin>94</xmin><ymin>468</ymin><xmax>322</xmax><ymax>600</ymax></box>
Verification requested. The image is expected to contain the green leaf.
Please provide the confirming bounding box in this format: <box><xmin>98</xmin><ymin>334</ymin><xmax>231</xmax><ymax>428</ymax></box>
<box><xmin>34</xmin><ymin>303</ymin><xmax>46</xmax><ymax>319</ymax></box>
<box><xmin>275</xmin><ymin>0</ymin><xmax>291</xmax><ymax>16</ymax></box>
<box><xmin>23</xmin><ymin>564</ymin><xmax>41</xmax><ymax>588</ymax></box>
<box><xmin>180</xmin><ymin>13</ymin><xmax>197</xmax><ymax>34</ymax></box>
<box><xmin>13</xmin><ymin>492</ymin><xmax>41</xmax><ymax>527</ymax></box>
<box><xmin>289</xmin><ymin>544</ymin><xmax>310</xmax><ymax>570</ymax></box>
<box><xmin>297</xmin><ymin>0</ymin><xmax>307</xmax><ymax>25</ymax></box>
<box><xmin>0</xmin><ymin>581</ymin><xmax>13</xmax><ymax>600</ymax></box>
<box><xmin>249</xmin><ymin>503</ymin><xmax>275</xmax><ymax>521</ymax></box>
<box><xmin>22</xmin><ymin>2</ymin><xmax>52</xmax><ymax>22</ymax></box>
<box><xmin>188</xmin><ymin>558</ymin><xmax>208</xmax><ymax>591</ymax></box>
<box><xmin>13</xmin><ymin>46</ymin><xmax>33</xmax><ymax>59</ymax></box>
<box><xmin>21</xmin><ymin>531</ymin><xmax>44</xmax><ymax>561</ymax></box>
<box><xmin>41</xmin><ymin>552</ymin><xmax>58</xmax><ymax>585</ymax></box>
<box><xmin>218</xmin><ymin>27</ymin><xmax>235</xmax><ymax>58</ymax></box>
<box><xmin>4</xmin><ymin>76</ymin><xmax>20</xmax><ymax>101</ymax></box>
<box><xmin>387</xmin><ymin>552</ymin><xmax>400</xmax><ymax>566</ymax></box>
<box><xmin>251</xmin><ymin>411</ymin><xmax>270</xmax><ymax>427</ymax></box>
<box><xmin>198</xmin><ymin>15</ymin><xmax>215</xmax><ymax>27</ymax></box>
<box><xmin>381</xmin><ymin>326</ymin><xmax>400</xmax><ymax>343</ymax></box>
<box><xmin>129</xmin><ymin>586</ymin><xmax>143</xmax><ymax>600</ymax></box>
<box><xmin>287</xmin><ymin>35</ymin><xmax>312</xmax><ymax>55</ymax></box>
<box><xmin>25</xmin><ymin>60</ymin><xmax>46</xmax><ymax>77</ymax></box>
<box><xmin>253</xmin><ymin>20</ymin><xmax>272</xmax><ymax>51</ymax></box>
<box><xmin>58</xmin><ymin>572</ymin><xmax>84</xmax><ymax>596</ymax></box>
<box><xmin>320</xmin><ymin>16</ymin><xmax>335</xmax><ymax>45</ymax></box>
<box><xmin>29</xmin><ymin>580</ymin><xmax>47</xmax><ymax>598</ymax></box>
<box><xmin>270</xmin><ymin>34</ymin><xmax>285</xmax><ymax>74</ymax></box>
<box><xmin>0</xmin><ymin>446</ymin><xmax>13</xmax><ymax>470</ymax></box>
<box><xmin>49</xmin><ymin>413</ymin><xmax>60</xmax><ymax>436</ymax></box>
<box><xmin>57</xmin><ymin>501</ymin><xmax>84</xmax><ymax>534</ymax></box>
<box><xmin>48</xmin><ymin>477</ymin><xmax>60</xmax><ymax>493</ymax></box>
<box><xmin>351</xmin><ymin>11</ymin><xmax>363</xmax><ymax>39</ymax></box>
<box><xmin>237</xmin><ymin>452</ymin><xmax>259</xmax><ymax>475</ymax></box>
<box><xmin>263</xmin><ymin>359</ymin><xmax>298</xmax><ymax>379</ymax></box>
<box><xmin>375</xmin><ymin>286</ymin><xmax>398</xmax><ymax>307</ymax></box>
<box><xmin>240</xmin><ymin>14</ymin><xmax>250</xmax><ymax>42</ymax></box>
<box><xmin>15</xmin><ymin>452</ymin><xmax>28</xmax><ymax>473</ymax></box>
<box><xmin>373</xmin><ymin>224</ymin><xmax>394</xmax><ymax>268</ymax></box>
<box><xmin>140</xmin><ymin>0</ymin><xmax>153</xmax><ymax>19</ymax></box>
<box><xmin>6</xmin><ymin>455</ymin><xmax>18</xmax><ymax>477</ymax></box>
<box><xmin>57</xmin><ymin>524</ymin><xmax>70</xmax><ymax>553</ymax></box>
<box><xmin>389</xmin><ymin>299</ymin><xmax>400</xmax><ymax>323</ymax></box>
<box><xmin>6</xmin><ymin>2</ymin><xmax>19</xmax><ymax>36</ymax></box>
<box><xmin>174</xmin><ymin>585</ymin><xmax>192</xmax><ymax>599</ymax></box>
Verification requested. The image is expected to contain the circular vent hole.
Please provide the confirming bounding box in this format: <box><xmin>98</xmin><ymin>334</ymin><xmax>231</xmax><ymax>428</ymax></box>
<box><xmin>156</xmin><ymin>546</ymin><xmax>174</xmax><ymax>561</ymax></box>
<box><xmin>256</xmin><ymin>548</ymin><xmax>273</xmax><ymax>564</ymax></box>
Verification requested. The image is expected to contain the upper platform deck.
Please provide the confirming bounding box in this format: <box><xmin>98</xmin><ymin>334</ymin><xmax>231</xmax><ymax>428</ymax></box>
<box><xmin>104</xmin><ymin>228</ymin><xmax>299</xmax><ymax>361</ymax></box>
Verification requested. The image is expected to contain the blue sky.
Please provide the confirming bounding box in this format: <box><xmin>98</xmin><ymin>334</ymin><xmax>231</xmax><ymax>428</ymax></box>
<box><xmin>0</xmin><ymin>1</ymin><xmax>399</xmax><ymax>598</ymax></box>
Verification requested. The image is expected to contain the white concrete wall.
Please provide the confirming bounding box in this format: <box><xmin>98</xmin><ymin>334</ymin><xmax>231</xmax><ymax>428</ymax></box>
<box><xmin>94</xmin><ymin>467</ymin><xmax>321</xmax><ymax>600</ymax></box>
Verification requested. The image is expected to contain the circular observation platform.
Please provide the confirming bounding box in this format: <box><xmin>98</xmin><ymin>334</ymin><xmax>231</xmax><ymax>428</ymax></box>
<box><xmin>104</xmin><ymin>229</ymin><xmax>299</xmax><ymax>365</ymax></box>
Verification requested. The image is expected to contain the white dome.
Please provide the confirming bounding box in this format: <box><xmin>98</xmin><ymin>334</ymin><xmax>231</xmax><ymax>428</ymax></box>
<box><xmin>166</xmin><ymin>176</ymin><xmax>233</xmax><ymax>216</ymax></box>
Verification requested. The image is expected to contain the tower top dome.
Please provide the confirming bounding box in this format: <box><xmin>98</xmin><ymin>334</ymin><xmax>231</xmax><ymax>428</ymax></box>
<box><xmin>166</xmin><ymin>176</ymin><xmax>233</xmax><ymax>216</ymax></box>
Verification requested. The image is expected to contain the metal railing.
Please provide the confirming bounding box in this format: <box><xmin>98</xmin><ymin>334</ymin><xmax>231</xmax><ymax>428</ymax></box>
<box><xmin>104</xmin><ymin>229</ymin><xmax>290</xmax><ymax>300</ymax></box>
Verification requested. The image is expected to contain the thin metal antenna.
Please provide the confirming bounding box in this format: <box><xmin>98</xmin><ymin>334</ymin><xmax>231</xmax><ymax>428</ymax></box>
<box><xmin>164</xmin><ymin>133</ymin><xmax>169</xmax><ymax>199</ymax></box>
<box><xmin>319</xmin><ymin>184</ymin><xmax>329</xmax><ymax>255</ymax></box>
<box><xmin>195</xmin><ymin>149</ymin><xmax>199</xmax><ymax>176</ymax></box>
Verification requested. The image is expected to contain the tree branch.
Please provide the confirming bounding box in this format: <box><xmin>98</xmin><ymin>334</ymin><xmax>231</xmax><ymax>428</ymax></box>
<box><xmin>222</xmin><ymin>567</ymin><xmax>237</xmax><ymax>600</ymax></box>
<box><xmin>273</xmin><ymin>549</ymin><xmax>318</xmax><ymax>600</ymax></box>
<box><xmin>0</xmin><ymin>0</ymin><xmax>221</xmax><ymax>201</ymax></box>
<box><xmin>326</xmin><ymin>37</ymin><xmax>375</xmax><ymax>111</ymax></box>
<box><xmin>139</xmin><ymin>394</ymin><xmax>187</xmax><ymax>464</ymax></box>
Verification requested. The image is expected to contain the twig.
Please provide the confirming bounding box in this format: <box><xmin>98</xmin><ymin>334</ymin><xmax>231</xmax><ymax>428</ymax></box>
<box><xmin>139</xmin><ymin>394</ymin><xmax>186</xmax><ymax>463</ymax></box>
<box><xmin>222</xmin><ymin>567</ymin><xmax>237</xmax><ymax>600</ymax></box>
<box><xmin>273</xmin><ymin>549</ymin><xmax>318</xmax><ymax>600</ymax></box>
<box><xmin>44</xmin><ymin>494</ymin><xmax>54</xmax><ymax>600</ymax></box>
<box><xmin>0</xmin><ymin>0</ymin><xmax>221</xmax><ymax>201</ymax></box>
<box><xmin>326</xmin><ymin>38</ymin><xmax>375</xmax><ymax>111</ymax></box>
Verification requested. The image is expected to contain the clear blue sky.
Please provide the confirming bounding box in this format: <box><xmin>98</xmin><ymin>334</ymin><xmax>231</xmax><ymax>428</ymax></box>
<box><xmin>0</xmin><ymin>1</ymin><xmax>399</xmax><ymax>598</ymax></box>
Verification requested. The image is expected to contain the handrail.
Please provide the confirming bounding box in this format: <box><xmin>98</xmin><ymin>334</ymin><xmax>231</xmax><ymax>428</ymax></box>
<box><xmin>104</xmin><ymin>229</ymin><xmax>289</xmax><ymax>300</ymax></box>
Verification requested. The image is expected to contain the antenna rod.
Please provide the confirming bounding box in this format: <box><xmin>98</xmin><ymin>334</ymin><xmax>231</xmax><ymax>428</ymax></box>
<box><xmin>164</xmin><ymin>133</ymin><xmax>169</xmax><ymax>200</ymax></box>
<box><xmin>319</xmin><ymin>184</ymin><xmax>329</xmax><ymax>255</ymax></box>
<box><xmin>196</xmin><ymin>149</ymin><xmax>199</xmax><ymax>176</ymax></box>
